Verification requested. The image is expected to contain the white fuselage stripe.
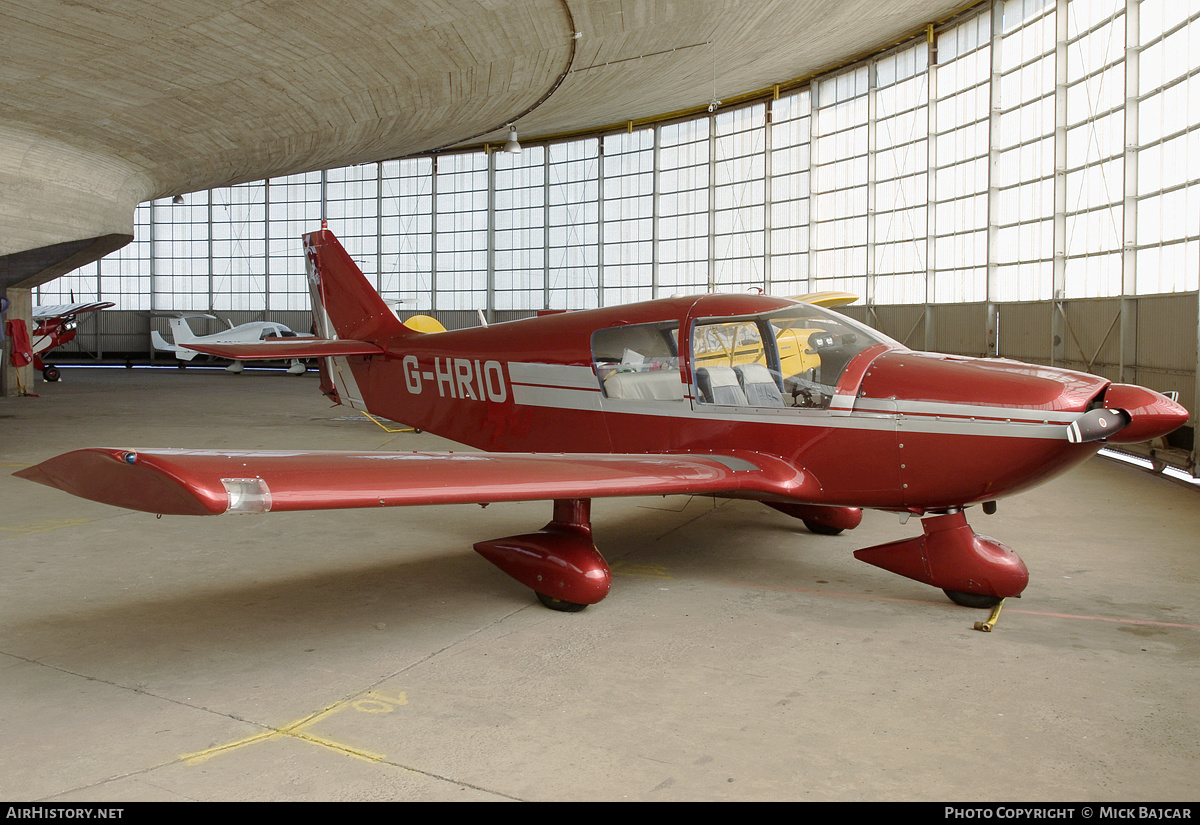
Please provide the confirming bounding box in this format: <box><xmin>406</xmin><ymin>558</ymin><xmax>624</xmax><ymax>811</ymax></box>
<box><xmin>508</xmin><ymin>362</ymin><xmax>602</xmax><ymax>390</ymax></box>
<box><xmin>503</xmin><ymin>362</ymin><xmax>1071</xmax><ymax>440</ymax></box>
<box><xmin>858</xmin><ymin>398</ymin><xmax>1078</xmax><ymax>425</ymax></box>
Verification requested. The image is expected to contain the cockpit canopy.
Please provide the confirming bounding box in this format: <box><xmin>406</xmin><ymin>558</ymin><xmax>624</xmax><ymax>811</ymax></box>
<box><xmin>592</xmin><ymin>301</ymin><xmax>896</xmax><ymax>409</ymax></box>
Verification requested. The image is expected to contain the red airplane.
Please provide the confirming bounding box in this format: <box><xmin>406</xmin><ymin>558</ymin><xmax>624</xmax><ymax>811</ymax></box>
<box><xmin>31</xmin><ymin>300</ymin><xmax>115</xmax><ymax>382</ymax></box>
<box><xmin>16</xmin><ymin>226</ymin><xmax>1189</xmax><ymax>614</ymax></box>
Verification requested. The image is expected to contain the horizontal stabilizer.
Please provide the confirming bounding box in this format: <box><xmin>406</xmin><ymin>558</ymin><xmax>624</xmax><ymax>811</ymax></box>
<box><xmin>14</xmin><ymin>448</ymin><xmax>812</xmax><ymax>516</ymax></box>
<box><xmin>184</xmin><ymin>338</ymin><xmax>385</xmax><ymax>360</ymax></box>
<box><xmin>150</xmin><ymin>330</ymin><xmax>180</xmax><ymax>353</ymax></box>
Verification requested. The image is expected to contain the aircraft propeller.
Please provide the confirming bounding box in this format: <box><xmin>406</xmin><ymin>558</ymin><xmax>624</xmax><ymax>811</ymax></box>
<box><xmin>1066</xmin><ymin>407</ymin><xmax>1130</xmax><ymax>444</ymax></box>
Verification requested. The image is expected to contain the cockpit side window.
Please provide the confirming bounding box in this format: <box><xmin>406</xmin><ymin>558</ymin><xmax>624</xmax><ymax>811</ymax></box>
<box><xmin>692</xmin><ymin>305</ymin><xmax>886</xmax><ymax>409</ymax></box>
<box><xmin>692</xmin><ymin>321</ymin><xmax>774</xmax><ymax>406</ymax></box>
<box><xmin>592</xmin><ymin>322</ymin><xmax>684</xmax><ymax>401</ymax></box>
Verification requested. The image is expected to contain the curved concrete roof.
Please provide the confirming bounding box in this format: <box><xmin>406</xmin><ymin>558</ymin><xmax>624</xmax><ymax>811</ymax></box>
<box><xmin>0</xmin><ymin>0</ymin><xmax>971</xmax><ymax>289</ymax></box>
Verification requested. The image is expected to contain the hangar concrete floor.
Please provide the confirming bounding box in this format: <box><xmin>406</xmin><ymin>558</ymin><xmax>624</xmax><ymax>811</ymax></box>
<box><xmin>1</xmin><ymin>366</ymin><xmax>1197</xmax><ymax>802</ymax></box>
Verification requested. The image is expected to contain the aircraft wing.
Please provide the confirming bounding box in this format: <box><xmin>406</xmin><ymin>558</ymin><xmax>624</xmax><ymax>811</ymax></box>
<box><xmin>184</xmin><ymin>338</ymin><xmax>384</xmax><ymax>360</ymax></box>
<box><xmin>15</xmin><ymin>448</ymin><xmax>812</xmax><ymax>516</ymax></box>
<box><xmin>791</xmin><ymin>291</ymin><xmax>858</xmax><ymax>307</ymax></box>
<box><xmin>32</xmin><ymin>301</ymin><xmax>114</xmax><ymax>320</ymax></box>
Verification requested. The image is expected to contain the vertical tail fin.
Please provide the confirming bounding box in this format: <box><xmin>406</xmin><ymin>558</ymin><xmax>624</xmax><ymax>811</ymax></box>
<box><xmin>168</xmin><ymin>316</ymin><xmax>197</xmax><ymax>344</ymax></box>
<box><xmin>303</xmin><ymin>227</ymin><xmax>411</xmax><ymax>344</ymax></box>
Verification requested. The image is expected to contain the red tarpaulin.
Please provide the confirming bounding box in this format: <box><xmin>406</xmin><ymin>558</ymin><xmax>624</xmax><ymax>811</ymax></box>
<box><xmin>6</xmin><ymin>319</ymin><xmax>33</xmax><ymax>367</ymax></box>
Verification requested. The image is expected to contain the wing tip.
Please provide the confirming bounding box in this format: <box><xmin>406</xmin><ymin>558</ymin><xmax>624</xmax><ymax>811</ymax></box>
<box><xmin>14</xmin><ymin>449</ymin><xmax>225</xmax><ymax>516</ymax></box>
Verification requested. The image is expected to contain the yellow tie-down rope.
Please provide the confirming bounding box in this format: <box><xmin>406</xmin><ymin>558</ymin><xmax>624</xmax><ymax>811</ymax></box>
<box><xmin>360</xmin><ymin>411</ymin><xmax>419</xmax><ymax>434</ymax></box>
<box><xmin>973</xmin><ymin>600</ymin><xmax>1006</xmax><ymax>632</ymax></box>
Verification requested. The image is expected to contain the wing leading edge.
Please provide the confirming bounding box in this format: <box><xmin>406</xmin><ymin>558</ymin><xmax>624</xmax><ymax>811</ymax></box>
<box><xmin>32</xmin><ymin>301</ymin><xmax>115</xmax><ymax>321</ymax></box>
<box><xmin>15</xmin><ymin>449</ymin><xmax>814</xmax><ymax>516</ymax></box>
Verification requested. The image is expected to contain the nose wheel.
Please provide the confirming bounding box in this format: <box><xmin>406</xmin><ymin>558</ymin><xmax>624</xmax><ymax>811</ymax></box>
<box><xmin>764</xmin><ymin>501</ymin><xmax>863</xmax><ymax>535</ymax></box>
<box><xmin>943</xmin><ymin>589</ymin><xmax>1004</xmax><ymax>609</ymax></box>
<box><xmin>855</xmin><ymin>510</ymin><xmax>1028</xmax><ymax>607</ymax></box>
<box><xmin>536</xmin><ymin>592</ymin><xmax>589</xmax><ymax>612</ymax></box>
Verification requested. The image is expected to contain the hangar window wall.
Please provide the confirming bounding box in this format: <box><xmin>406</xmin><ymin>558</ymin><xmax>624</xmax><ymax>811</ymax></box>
<box><xmin>994</xmin><ymin>0</ymin><xmax>1058</xmax><ymax>302</ymax></box>
<box><xmin>210</xmin><ymin>182</ymin><xmax>267</xmax><ymax>312</ymax></box>
<box><xmin>931</xmin><ymin>10</ymin><xmax>990</xmax><ymax>304</ymax></box>
<box><xmin>713</xmin><ymin>103</ymin><xmax>767</xmax><ymax>294</ymax></box>
<box><xmin>657</xmin><ymin>119</ymin><xmax>711</xmax><ymax>296</ymax></box>
<box><xmin>601</xmin><ymin>130</ymin><xmax>655</xmax><ymax>306</ymax></box>
<box><xmin>548</xmin><ymin>139</ymin><xmax>600</xmax><ymax>310</ymax></box>
<box><xmin>41</xmin><ymin>0</ymin><xmax>1200</xmax><ymax>316</ymax></box>
<box><xmin>433</xmin><ymin>153</ymin><xmax>489</xmax><ymax>312</ymax></box>
<box><xmin>380</xmin><ymin>158</ymin><xmax>433</xmax><ymax>311</ymax></box>
<box><xmin>873</xmin><ymin>43</ymin><xmax>930</xmax><ymax>305</ymax></box>
<box><xmin>266</xmin><ymin>172</ymin><xmax>321</xmax><ymax>312</ymax></box>
<box><xmin>1061</xmin><ymin>0</ymin><xmax>1126</xmax><ymax>299</ymax></box>
<box><xmin>494</xmin><ymin>146</ymin><xmax>546</xmax><ymax>312</ymax></box>
<box><xmin>1137</xmin><ymin>0</ymin><xmax>1200</xmax><ymax>295</ymax></box>
<box><xmin>812</xmin><ymin>66</ymin><xmax>871</xmax><ymax>299</ymax></box>
<box><xmin>767</xmin><ymin>89</ymin><xmax>813</xmax><ymax>296</ymax></box>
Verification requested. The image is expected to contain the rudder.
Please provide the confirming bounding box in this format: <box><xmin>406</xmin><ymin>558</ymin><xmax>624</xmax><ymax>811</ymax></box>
<box><xmin>304</xmin><ymin>226</ymin><xmax>410</xmax><ymax>344</ymax></box>
<box><xmin>168</xmin><ymin>316</ymin><xmax>197</xmax><ymax>345</ymax></box>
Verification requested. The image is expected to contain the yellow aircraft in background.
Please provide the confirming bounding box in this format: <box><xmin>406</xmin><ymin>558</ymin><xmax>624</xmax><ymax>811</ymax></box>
<box><xmin>691</xmin><ymin>291</ymin><xmax>857</xmax><ymax>376</ymax></box>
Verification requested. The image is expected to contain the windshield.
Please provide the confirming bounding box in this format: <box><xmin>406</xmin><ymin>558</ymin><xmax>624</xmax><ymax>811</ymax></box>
<box><xmin>691</xmin><ymin>304</ymin><xmax>894</xmax><ymax>409</ymax></box>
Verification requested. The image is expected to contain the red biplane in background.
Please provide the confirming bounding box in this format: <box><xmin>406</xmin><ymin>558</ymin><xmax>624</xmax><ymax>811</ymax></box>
<box><xmin>31</xmin><ymin>301</ymin><xmax>114</xmax><ymax>382</ymax></box>
<box><xmin>17</xmin><ymin>226</ymin><xmax>1189</xmax><ymax>617</ymax></box>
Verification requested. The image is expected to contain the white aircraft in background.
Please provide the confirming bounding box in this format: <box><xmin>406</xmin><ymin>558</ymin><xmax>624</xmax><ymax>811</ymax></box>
<box><xmin>151</xmin><ymin>314</ymin><xmax>310</xmax><ymax>374</ymax></box>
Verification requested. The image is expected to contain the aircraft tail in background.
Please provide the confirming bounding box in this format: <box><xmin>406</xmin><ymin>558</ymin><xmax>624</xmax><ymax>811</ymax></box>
<box><xmin>177</xmin><ymin>227</ymin><xmax>424</xmax><ymax>368</ymax></box>
<box><xmin>167</xmin><ymin>316</ymin><xmax>198</xmax><ymax>345</ymax></box>
<box><xmin>150</xmin><ymin>318</ymin><xmax>202</xmax><ymax>359</ymax></box>
<box><xmin>176</xmin><ymin>226</ymin><xmax>439</xmax><ymax>410</ymax></box>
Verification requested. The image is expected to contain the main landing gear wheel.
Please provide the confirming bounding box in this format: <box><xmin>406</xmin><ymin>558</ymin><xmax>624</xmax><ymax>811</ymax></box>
<box><xmin>943</xmin><ymin>589</ymin><xmax>1004</xmax><ymax>609</ymax></box>
<box><xmin>536</xmin><ymin>592</ymin><xmax>588</xmax><ymax>612</ymax></box>
<box><xmin>763</xmin><ymin>503</ymin><xmax>863</xmax><ymax>534</ymax></box>
<box><xmin>475</xmin><ymin>499</ymin><xmax>612</xmax><ymax>613</ymax></box>
<box><xmin>803</xmin><ymin>519</ymin><xmax>845</xmax><ymax>536</ymax></box>
<box><xmin>42</xmin><ymin>366</ymin><xmax>61</xmax><ymax>382</ymax></box>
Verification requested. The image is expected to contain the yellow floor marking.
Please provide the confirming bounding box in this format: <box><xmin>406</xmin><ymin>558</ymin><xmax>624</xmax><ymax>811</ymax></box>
<box><xmin>611</xmin><ymin>560</ymin><xmax>673</xmax><ymax>580</ymax></box>
<box><xmin>0</xmin><ymin>518</ymin><xmax>100</xmax><ymax>539</ymax></box>
<box><xmin>182</xmin><ymin>691</ymin><xmax>406</xmax><ymax>766</ymax></box>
